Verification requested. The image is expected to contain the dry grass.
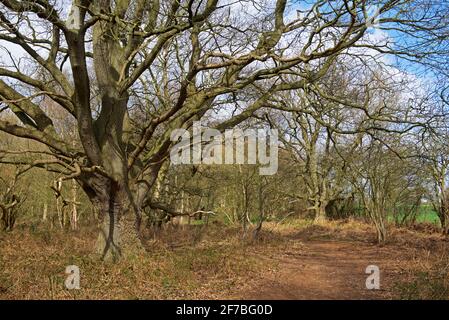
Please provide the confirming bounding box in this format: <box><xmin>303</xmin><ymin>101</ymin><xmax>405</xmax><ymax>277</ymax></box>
<box><xmin>0</xmin><ymin>223</ymin><xmax>291</xmax><ymax>299</ymax></box>
<box><xmin>393</xmin><ymin>253</ymin><xmax>449</xmax><ymax>300</ymax></box>
<box><xmin>0</xmin><ymin>219</ymin><xmax>448</xmax><ymax>300</ymax></box>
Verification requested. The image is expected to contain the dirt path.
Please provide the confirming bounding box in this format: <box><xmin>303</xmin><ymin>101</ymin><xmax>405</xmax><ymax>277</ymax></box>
<box><xmin>242</xmin><ymin>240</ymin><xmax>404</xmax><ymax>300</ymax></box>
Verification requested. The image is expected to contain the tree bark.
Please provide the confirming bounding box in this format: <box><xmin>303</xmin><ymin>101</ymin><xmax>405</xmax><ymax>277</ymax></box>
<box><xmin>95</xmin><ymin>182</ymin><xmax>144</xmax><ymax>262</ymax></box>
<box><xmin>80</xmin><ymin>173</ymin><xmax>144</xmax><ymax>262</ymax></box>
<box><xmin>313</xmin><ymin>201</ymin><xmax>327</xmax><ymax>223</ymax></box>
<box><xmin>314</xmin><ymin>208</ymin><xmax>326</xmax><ymax>223</ymax></box>
<box><xmin>375</xmin><ymin>220</ymin><xmax>387</xmax><ymax>244</ymax></box>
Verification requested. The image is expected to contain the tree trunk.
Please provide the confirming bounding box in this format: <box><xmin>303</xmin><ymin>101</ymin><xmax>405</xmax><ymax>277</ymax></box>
<box><xmin>96</xmin><ymin>206</ymin><xmax>142</xmax><ymax>262</ymax></box>
<box><xmin>438</xmin><ymin>197</ymin><xmax>449</xmax><ymax>235</ymax></box>
<box><xmin>442</xmin><ymin>213</ymin><xmax>449</xmax><ymax>235</ymax></box>
<box><xmin>42</xmin><ymin>202</ymin><xmax>48</xmax><ymax>222</ymax></box>
<box><xmin>71</xmin><ymin>179</ymin><xmax>78</xmax><ymax>230</ymax></box>
<box><xmin>253</xmin><ymin>185</ymin><xmax>265</xmax><ymax>240</ymax></box>
<box><xmin>314</xmin><ymin>202</ymin><xmax>327</xmax><ymax>223</ymax></box>
<box><xmin>371</xmin><ymin>205</ymin><xmax>387</xmax><ymax>244</ymax></box>
<box><xmin>375</xmin><ymin>220</ymin><xmax>387</xmax><ymax>244</ymax></box>
<box><xmin>82</xmin><ymin>176</ymin><xmax>144</xmax><ymax>262</ymax></box>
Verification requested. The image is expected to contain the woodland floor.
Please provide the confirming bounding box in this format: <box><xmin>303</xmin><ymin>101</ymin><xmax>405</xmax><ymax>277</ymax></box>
<box><xmin>0</xmin><ymin>219</ymin><xmax>448</xmax><ymax>300</ymax></box>
<box><xmin>243</xmin><ymin>240</ymin><xmax>401</xmax><ymax>299</ymax></box>
<box><xmin>241</xmin><ymin>222</ymin><xmax>449</xmax><ymax>300</ymax></box>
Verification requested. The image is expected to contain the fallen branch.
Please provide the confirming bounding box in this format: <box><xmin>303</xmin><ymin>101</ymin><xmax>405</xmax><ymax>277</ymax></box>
<box><xmin>147</xmin><ymin>200</ymin><xmax>216</xmax><ymax>218</ymax></box>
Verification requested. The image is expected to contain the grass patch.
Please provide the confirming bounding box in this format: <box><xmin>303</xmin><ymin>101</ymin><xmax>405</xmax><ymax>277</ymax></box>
<box><xmin>416</xmin><ymin>205</ymin><xmax>440</xmax><ymax>225</ymax></box>
<box><xmin>0</xmin><ymin>224</ymin><xmax>278</xmax><ymax>299</ymax></box>
<box><xmin>388</xmin><ymin>204</ymin><xmax>441</xmax><ymax>226</ymax></box>
<box><xmin>1</xmin><ymin>219</ymin><xmax>447</xmax><ymax>300</ymax></box>
<box><xmin>394</xmin><ymin>263</ymin><xmax>449</xmax><ymax>300</ymax></box>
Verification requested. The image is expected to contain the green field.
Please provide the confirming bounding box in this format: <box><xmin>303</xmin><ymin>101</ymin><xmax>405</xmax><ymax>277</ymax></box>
<box><xmin>388</xmin><ymin>204</ymin><xmax>441</xmax><ymax>226</ymax></box>
<box><xmin>416</xmin><ymin>205</ymin><xmax>440</xmax><ymax>224</ymax></box>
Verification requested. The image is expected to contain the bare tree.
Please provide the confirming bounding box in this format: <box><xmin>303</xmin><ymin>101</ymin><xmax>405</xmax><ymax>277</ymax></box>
<box><xmin>421</xmin><ymin>133</ymin><xmax>449</xmax><ymax>234</ymax></box>
<box><xmin>0</xmin><ymin>166</ymin><xmax>26</xmax><ymax>231</ymax></box>
<box><xmin>0</xmin><ymin>0</ymin><xmax>447</xmax><ymax>260</ymax></box>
